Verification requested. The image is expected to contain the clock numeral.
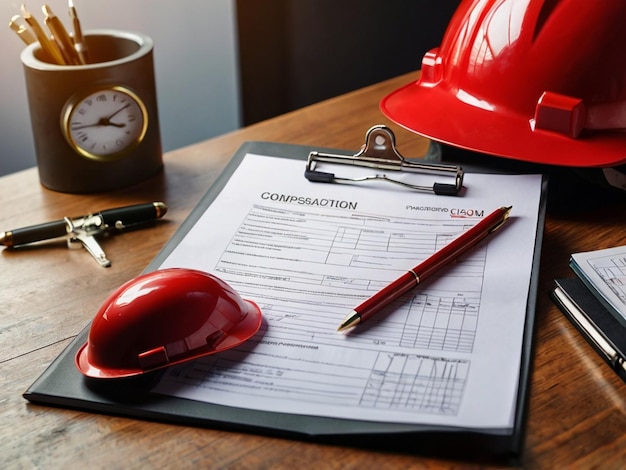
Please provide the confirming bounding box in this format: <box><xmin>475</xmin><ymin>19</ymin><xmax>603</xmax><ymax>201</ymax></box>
<box><xmin>64</xmin><ymin>86</ymin><xmax>145</xmax><ymax>159</ymax></box>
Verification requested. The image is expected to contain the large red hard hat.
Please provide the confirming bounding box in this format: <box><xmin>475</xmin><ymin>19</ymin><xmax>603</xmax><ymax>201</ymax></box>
<box><xmin>381</xmin><ymin>0</ymin><xmax>626</xmax><ymax>167</ymax></box>
<box><xmin>76</xmin><ymin>268</ymin><xmax>262</xmax><ymax>379</ymax></box>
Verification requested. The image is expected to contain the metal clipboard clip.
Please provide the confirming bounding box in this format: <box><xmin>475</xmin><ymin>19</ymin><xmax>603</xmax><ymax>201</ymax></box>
<box><xmin>305</xmin><ymin>125</ymin><xmax>464</xmax><ymax>195</ymax></box>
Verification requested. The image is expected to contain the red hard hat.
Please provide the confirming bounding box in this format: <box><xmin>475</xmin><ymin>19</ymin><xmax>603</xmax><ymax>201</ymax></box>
<box><xmin>381</xmin><ymin>0</ymin><xmax>626</xmax><ymax>167</ymax></box>
<box><xmin>75</xmin><ymin>268</ymin><xmax>262</xmax><ymax>379</ymax></box>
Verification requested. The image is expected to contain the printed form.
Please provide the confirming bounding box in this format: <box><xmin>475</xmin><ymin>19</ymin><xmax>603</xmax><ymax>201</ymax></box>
<box><xmin>571</xmin><ymin>246</ymin><xmax>626</xmax><ymax>322</ymax></box>
<box><xmin>153</xmin><ymin>154</ymin><xmax>543</xmax><ymax>430</ymax></box>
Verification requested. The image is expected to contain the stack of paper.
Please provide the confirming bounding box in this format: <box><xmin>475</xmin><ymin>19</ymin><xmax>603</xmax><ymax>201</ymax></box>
<box><xmin>570</xmin><ymin>246</ymin><xmax>626</xmax><ymax>325</ymax></box>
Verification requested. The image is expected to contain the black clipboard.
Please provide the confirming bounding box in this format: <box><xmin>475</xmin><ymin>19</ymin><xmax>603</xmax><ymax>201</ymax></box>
<box><xmin>24</xmin><ymin>139</ymin><xmax>548</xmax><ymax>460</ymax></box>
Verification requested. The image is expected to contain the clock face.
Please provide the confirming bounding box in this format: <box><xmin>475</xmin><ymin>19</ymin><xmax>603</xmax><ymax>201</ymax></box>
<box><xmin>61</xmin><ymin>85</ymin><xmax>148</xmax><ymax>161</ymax></box>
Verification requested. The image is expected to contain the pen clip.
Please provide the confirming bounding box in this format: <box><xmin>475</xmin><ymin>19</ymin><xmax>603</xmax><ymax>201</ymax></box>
<box><xmin>72</xmin><ymin>213</ymin><xmax>107</xmax><ymax>235</ymax></box>
<box><xmin>305</xmin><ymin>125</ymin><xmax>464</xmax><ymax>195</ymax></box>
<box><xmin>65</xmin><ymin>217</ymin><xmax>111</xmax><ymax>267</ymax></box>
<box><xmin>488</xmin><ymin>206</ymin><xmax>513</xmax><ymax>233</ymax></box>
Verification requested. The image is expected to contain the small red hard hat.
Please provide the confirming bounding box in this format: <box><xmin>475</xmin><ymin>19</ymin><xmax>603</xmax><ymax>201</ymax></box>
<box><xmin>381</xmin><ymin>0</ymin><xmax>626</xmax><ymax>167</ymax></box>
<box><xmin>75</xmin><ymin>268</ymin><xmax>262</xmax><ymax>379</ymax></box>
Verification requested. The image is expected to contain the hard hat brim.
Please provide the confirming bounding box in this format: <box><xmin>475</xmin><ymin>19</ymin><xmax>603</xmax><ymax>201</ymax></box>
<box><xmin>381</xmin><ymin>77</ymin><xmax>626</xmax><ymax>168</ymax></box>
<box><xmin>75</xmin><ymin>299</ymin><xmax>263</xmax><ymax>379</ymax></box>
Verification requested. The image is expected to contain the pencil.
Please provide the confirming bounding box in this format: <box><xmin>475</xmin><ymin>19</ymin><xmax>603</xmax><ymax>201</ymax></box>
<box><xmin>9</xmin><ymin>15</ymin><xmax>36</xmax><ymax>45</ymax></box>
<box><xmin>68</xmin><ymin>0</ymin><xmax>88</xmax><ymax>64</ymax></box>
<box><xmin>337</xmin><ymin>206</ymin><xmax>513</xmax><ymax>332</ymax></box>
<box><xmin>42</xmin><ymin>4</ymin><xmax>81</xmax><ymax>65</ymax></box>
<box><xmin>21</xmin><ymin>4</ymin><xmax>66</xmax><ymax>64</ymax></box>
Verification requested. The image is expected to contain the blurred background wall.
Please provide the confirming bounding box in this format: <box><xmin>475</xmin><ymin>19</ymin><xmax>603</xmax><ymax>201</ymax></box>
<box><xmin>237</xmin><ymin>0</ymin><xmax>458</xmax><ymax>125</ymax></box>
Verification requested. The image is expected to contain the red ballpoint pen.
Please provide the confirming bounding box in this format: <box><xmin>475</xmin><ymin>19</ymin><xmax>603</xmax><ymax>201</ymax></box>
<box><xmin>337</xmin><ymin>205</ymin><xmax>512</xmax><ymax>332</ymax></box>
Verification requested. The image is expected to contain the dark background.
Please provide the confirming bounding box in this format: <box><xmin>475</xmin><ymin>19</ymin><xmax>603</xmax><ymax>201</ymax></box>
<box><xmin>236</xmin><ymin>1</ymin><xmax>460</xmax><ymax>125</ymax></box>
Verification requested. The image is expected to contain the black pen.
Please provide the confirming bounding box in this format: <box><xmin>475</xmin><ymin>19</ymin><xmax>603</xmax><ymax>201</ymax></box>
<box><xmin>0</xmin><ymin>202</ymin><xmax>167</xmax><ymax>247</ymax></box>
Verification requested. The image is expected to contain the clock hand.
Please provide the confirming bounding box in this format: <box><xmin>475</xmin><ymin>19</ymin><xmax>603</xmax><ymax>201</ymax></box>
<box><xmin>71</xmin><ymin>103</ymin><xmax>132</xmax><ymax>130</ymax></box>
<box><xmin>71</xmin><ymin>118</ymin><xmax>127</xmax><ymax>130</ymax></box>
<box><xmin>105</xmin><ymin>103</ymin><xmax>131</xmax><ymax>120</ymax></box>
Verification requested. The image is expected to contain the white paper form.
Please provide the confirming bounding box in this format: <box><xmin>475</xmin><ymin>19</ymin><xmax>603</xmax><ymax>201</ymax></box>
<box><xmin>571</xmin><ymin>246</ymin><xmax>626</xmax><ymax>322</ymax></box>
<box><xmin>153</xmin><ymin>154</ymin><xmax>543</xmax><ymax>430</ymax></box>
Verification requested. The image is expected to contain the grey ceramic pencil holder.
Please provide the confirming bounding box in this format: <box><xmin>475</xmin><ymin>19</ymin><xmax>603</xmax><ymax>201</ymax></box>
<box><xmin>21</xmin><ymin>29</ymin><xmax>163</xmax><ymax>193</ymax></box>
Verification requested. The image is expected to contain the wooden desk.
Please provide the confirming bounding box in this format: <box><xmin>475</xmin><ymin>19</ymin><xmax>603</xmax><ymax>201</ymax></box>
<box><xmin>1</xmin><ymin>73</ymin><xmax>625</xmax><ymax>468</ymax></box>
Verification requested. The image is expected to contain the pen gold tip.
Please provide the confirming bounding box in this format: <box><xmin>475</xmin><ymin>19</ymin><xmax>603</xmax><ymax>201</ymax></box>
<box><xmin>154</xmin><ymin>202</ymin><xmax>168</xmax><ymax>219</ymax></box>
<box><xmin>0</xmin><ymin>231</ymin><xmax>13</xmax><ymax>247</ymax></box>
<box><xmin>337</xmin><ymin>311</ymin><xmax>360</xmax><ymax>332</ymax></box>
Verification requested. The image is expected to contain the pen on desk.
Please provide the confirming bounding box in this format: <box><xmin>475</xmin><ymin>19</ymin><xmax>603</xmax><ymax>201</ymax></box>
<box><xmin>337</xmin><ymin>205</ymin><xmax>513</xmax><ymax>332</ymax></box>
<box><xmin>9</xmin><ymin>15</ymin><xmax>36</xmax><ymax>45</ymax></box>
<box><xmin>0</xmin><ymin>202</ymin><xmax>167</xmax><ymax>247</ymax></box>
<box><xmin>20</xmin><ymin>4</ymin><xmax>66</xmax><ymax>65</ymax></box>
<box><xmin>42</xmin><ymin>4</ymin><xmax>81</xmax><ymax>65</ymax></box>
<box><xmin>68</xmin><ymin>0</ymin><xmax>88</xmax><ymax>64</ymax></box>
